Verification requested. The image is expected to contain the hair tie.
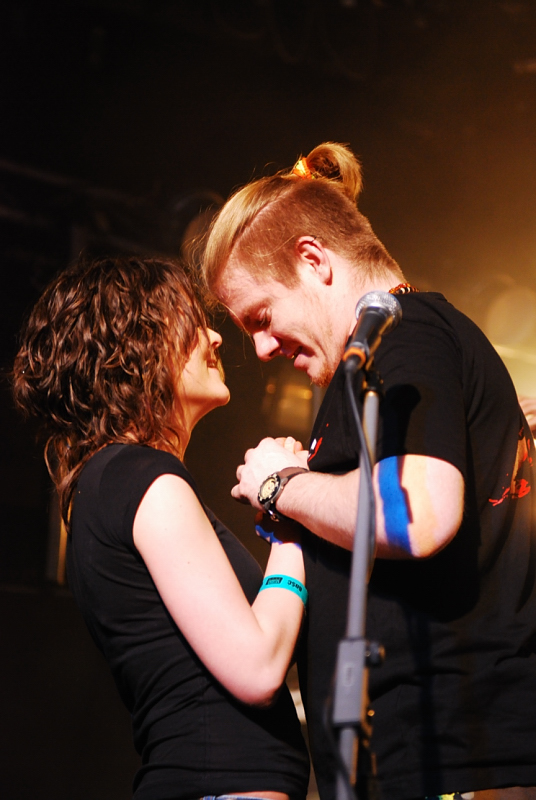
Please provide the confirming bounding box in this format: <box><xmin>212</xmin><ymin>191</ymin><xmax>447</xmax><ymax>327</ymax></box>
<box><xmin>292</xmin><ymin>157</ymin><xmax>315</xmax><ymax>180</ymax></box>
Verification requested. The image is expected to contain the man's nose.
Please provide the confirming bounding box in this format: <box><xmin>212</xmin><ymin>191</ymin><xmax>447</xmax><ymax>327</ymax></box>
<box><xmin>252</xmin><ymin>331</ymin><xmax>280</xmax><ymax>361</ymax></box>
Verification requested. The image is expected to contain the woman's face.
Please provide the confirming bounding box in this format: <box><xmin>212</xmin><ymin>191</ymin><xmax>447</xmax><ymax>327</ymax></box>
<box><xmin>177</xmin><ymin>328</ymin><xmax>230</xmax><ymax>432</ymax></box>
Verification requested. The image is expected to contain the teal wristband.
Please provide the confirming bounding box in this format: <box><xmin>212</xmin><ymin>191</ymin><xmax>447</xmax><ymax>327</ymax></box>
<box><xmin>259</xmin><ymin>574</ymin><xmax>308</xmax><ymax>606</ymax></box>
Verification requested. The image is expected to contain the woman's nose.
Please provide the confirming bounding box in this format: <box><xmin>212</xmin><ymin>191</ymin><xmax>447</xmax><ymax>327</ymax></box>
<box><xmin>207</xmin><ymin>328</ymin><xmax>223</xmax><ymax>348</ymax></box>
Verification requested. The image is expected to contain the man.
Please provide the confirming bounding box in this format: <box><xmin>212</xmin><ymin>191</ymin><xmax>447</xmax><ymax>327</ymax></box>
<box><xmin>202</xmin><ymin>142</ymin><xmax>536</xmax><ymax>800</ymax></box>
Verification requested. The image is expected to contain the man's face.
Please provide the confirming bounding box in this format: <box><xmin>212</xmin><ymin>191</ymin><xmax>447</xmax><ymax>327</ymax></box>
<box><xmin>216</xmin><ymin>261</ymin><xmax>349</xmax><ymax>387</ymax></box>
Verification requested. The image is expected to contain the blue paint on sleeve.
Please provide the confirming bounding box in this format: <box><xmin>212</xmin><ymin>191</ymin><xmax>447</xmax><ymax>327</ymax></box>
<box><xmin>255</xmin><ymin>523</ymin><xmax>284</xmax><ymax>546</ymax></box>
<box><xmin>255</xmin><ymin>523</ymin><xmax>302</xmax><ymax>551</ymax></box>
<box><xmin>378</xmin><ymin>456</ymin><xmax>412</xmax><ymax>553</ymax></box>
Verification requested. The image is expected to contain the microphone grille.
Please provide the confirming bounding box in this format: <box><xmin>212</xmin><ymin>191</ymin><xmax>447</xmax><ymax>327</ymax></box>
<box><xmin>355</xmin><ymin>290</ymin><xmax>403</xmax><ymax>326</ymax></box>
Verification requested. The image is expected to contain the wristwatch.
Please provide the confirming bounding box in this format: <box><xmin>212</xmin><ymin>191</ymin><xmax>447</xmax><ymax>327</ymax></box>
<box><xmin>258</xmin><ymin>466</ymin><xmax>308</xmax><ymax>522</ymax></box>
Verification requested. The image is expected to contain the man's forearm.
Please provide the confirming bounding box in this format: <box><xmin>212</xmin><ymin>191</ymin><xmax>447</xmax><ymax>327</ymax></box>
<box><xmin>273</xmin><ymin>469</ymin><xmax>359</xmax><ymax>551</ymax></box>
<box><xmin>233</xmin><ymin>439</ymin><xmax>465</xmax><ymax>559</ymax></box>
<box><xmin>257</xmin><ymin>457</ymin><xmax>464</xmax><ymax>559</ymax></box>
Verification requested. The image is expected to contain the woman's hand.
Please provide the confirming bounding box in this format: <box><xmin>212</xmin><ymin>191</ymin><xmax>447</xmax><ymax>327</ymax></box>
<box><xmin>275</xmin><ymin>436</ymin><xmax>309</xmax><ymax>468</ymax></box>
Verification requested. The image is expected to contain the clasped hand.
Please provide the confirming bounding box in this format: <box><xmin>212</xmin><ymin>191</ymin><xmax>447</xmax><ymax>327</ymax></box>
<box><xmin>231</xmin><ymin>436</ymin><xmax>309</xmax><ymax>509</ymax></box>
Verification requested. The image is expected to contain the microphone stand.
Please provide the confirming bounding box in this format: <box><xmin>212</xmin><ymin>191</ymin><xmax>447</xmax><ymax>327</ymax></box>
<box><xmin>332</xmin><ymin>364</ymin><xmax>384</xmax><ymax>800</ymax></box>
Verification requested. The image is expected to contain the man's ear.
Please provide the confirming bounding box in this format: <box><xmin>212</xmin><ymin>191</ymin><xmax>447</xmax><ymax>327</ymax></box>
<box><xmin>295</xmin><ymin>237</ymin><xmax>333</xmax><ymax>285</ymax></box>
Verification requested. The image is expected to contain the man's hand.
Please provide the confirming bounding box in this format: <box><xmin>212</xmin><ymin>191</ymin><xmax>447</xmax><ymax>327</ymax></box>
<box><xmin>232</xmin><ymin>436</ymin><xmax>308</xmax><ymax>508</ymax></box>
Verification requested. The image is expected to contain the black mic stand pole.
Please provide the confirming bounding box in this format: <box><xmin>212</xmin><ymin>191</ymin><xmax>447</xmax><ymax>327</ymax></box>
<box><xmin>332</xmin><ymin>365</ymin><xmax>384</xmax><ymax>800</ymax></box>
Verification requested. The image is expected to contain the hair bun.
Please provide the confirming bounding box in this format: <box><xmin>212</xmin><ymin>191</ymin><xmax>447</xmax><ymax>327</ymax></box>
<box><xmin>303</xmin><ymin>142</ymin><xmax>363</xmax><ymax>203</ymax></box>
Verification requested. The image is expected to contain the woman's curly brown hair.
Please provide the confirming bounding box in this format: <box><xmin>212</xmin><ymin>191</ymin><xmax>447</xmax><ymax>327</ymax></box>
<box><xmin>12</xmin><ymin>254</ymin><xmax>208</xmax><ymax>528</ymax></box>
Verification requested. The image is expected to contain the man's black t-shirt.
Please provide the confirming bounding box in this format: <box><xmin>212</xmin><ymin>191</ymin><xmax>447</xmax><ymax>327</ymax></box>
<box><xmin>300</xmin><ymin>292</ymin><xmax>536</xmax><ymax>800</ymax></box>
<box><xmin>67</xmin><ymin>444</ymin><xmax>310</xmax><ymax>800</ymax></box>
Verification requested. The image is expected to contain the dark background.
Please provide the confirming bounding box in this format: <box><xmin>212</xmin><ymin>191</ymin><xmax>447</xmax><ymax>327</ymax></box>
<box><xmin>2</xmin><ymin>2</ymin><xmax>536</xmax><ymax>798</ymax></box>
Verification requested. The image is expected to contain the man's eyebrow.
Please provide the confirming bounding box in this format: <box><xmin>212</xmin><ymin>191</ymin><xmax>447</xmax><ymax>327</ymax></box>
<box><xmin>241</xmin><ymin>305</ymin><xmax>264</xmax><ymax>330</ymax></box>
<box><xmin>228</xmin><ymin>306</ymin><xmax>252</xmax><ymax>334</ymax></box>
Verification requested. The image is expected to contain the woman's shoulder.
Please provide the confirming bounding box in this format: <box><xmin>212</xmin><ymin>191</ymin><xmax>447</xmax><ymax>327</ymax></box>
<box><xmin>81</xmin><ymin>444</ymin><xmax>199</xmax><ymax>508</ymax></box>
<box><xmin>86</xmin><ymin>442</ymin><xmax>185</xmax><ymax>475</ymax></box>
<box><xmin>74</xmin><ymin>445</ymin><xmax>202</xmax><ymax>546</ymax></box>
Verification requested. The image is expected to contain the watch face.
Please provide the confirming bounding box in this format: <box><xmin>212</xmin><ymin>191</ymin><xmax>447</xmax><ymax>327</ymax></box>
<box><xmin>259</xmin><ymin>475</ymin><xmax>280</xmax><ymax>503</ymax></box>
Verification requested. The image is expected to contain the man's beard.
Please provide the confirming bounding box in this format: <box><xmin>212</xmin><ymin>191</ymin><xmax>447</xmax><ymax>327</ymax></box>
<box><xmin>313</xmin><ymin>361</ymin><xmax>337</xmax><ymax>389</ymax></box>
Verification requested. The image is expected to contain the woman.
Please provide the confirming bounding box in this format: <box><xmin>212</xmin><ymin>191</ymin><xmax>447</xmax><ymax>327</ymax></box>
<box><xmin>12</xmin><ymin>255</ymin><xmax>310</xmax><ymax>800</ymax></box>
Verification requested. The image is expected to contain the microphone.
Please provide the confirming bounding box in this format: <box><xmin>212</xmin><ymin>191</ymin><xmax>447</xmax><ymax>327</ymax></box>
<box><xmin>343</xmin><ymin>290</ymin><xmax>402</xmax><ymax>374</ymax></box>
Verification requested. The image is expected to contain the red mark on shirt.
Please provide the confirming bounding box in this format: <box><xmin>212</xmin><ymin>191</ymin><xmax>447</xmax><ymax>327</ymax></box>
<box><xmin>308</xmin><ymin>436</ymin><xmax>323</xmax><ymax>463</ymax></box>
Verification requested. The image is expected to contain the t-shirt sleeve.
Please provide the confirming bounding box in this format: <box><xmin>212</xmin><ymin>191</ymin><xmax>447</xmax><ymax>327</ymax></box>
<box><xmin>97</xmin><ymin>446</ymin><xmax>199</xmax><ymax>549</ymax></box>
<box><xmin>375</xmin><ymin>315</ymin><xmax>467</xmax><ymax>479</ymax></box>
